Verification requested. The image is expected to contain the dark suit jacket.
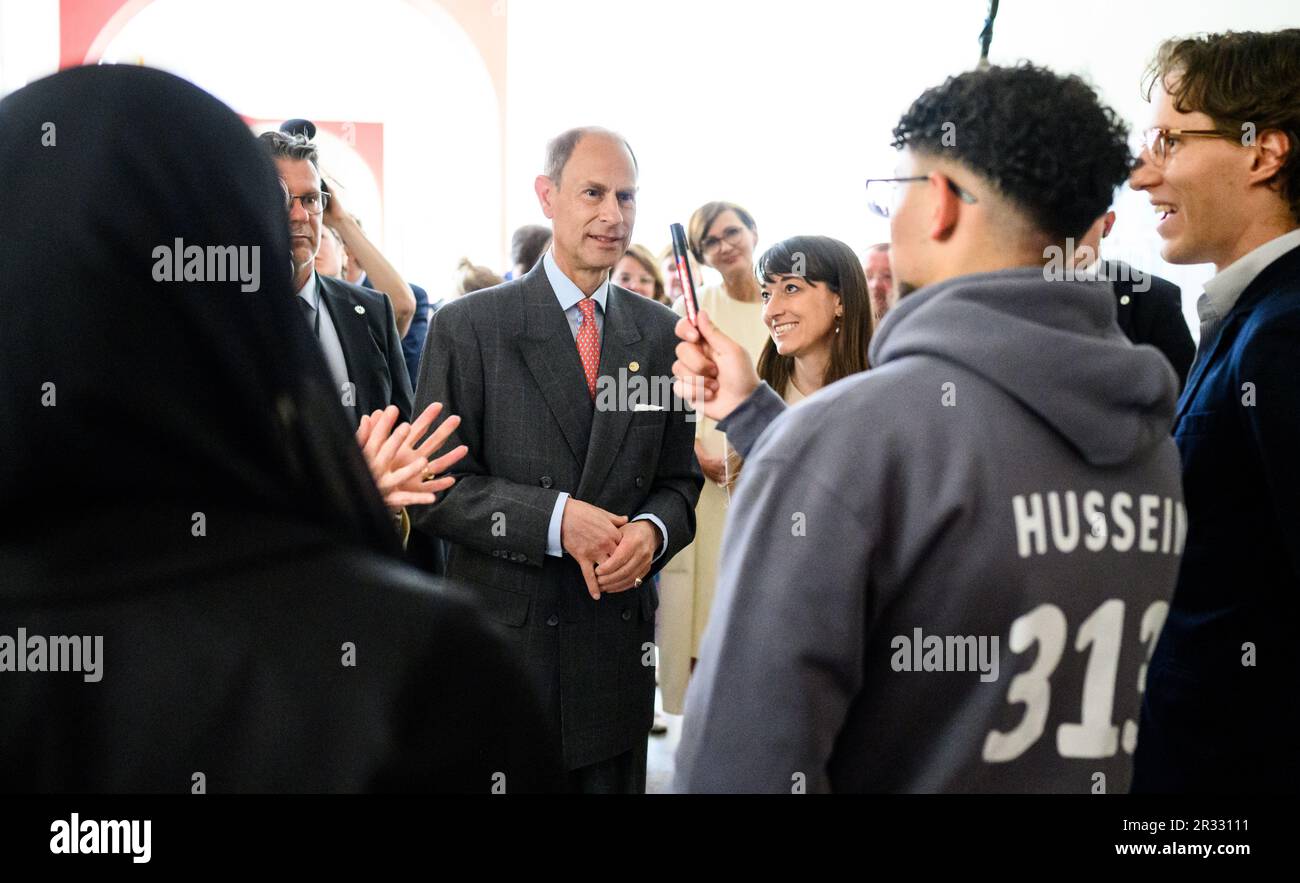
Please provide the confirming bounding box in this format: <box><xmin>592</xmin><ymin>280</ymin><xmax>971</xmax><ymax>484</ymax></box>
<box><xmin>410</xmin><ymin>260</ymin><xmax>702</xmax><ymax>770</ymax></box>
<box><xmin>1133</xmin><ymin>242</ymin><xmax>1300</xmax><ymax>793</ymax></box>
<box><xmin>361</xmin><ymin>273</ymin><xmax>428</xmax><ymax>392</ymax></box>
<box><xmin>1107</xmin><ymin>261</ymin><xmax>1195</xmax><ymax>390</ymax></box>
<box><xmin>318</xmin><ymin>273</ymin><xmax>413</xmax><ymax>422</ymax></box>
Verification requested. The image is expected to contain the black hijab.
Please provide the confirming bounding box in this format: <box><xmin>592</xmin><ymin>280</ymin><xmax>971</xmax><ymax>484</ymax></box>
<box><xmin>0</xmin><ymin>65</ymin><xmax>401</xmax><ymax>595</ymax></box>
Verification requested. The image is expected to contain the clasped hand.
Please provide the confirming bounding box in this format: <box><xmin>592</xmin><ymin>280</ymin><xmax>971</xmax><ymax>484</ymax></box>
<box><xmin>561</xmin><ymin>498</ymin><xmax>657</xmax><ymax>600</ymax></box>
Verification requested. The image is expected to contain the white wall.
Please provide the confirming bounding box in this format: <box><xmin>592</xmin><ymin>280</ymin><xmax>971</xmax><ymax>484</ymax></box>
<box><xmin>507</xmin><ymin>0</ymin><xmax>1300</xmax><ymax>331</ymax></box>
<box><xmin>3</xmin><ymin>0</ymin><xmax>1298</xmax><ymax>319</ymax></box>
<box><xmin>0</xmin><ymin>0</ymin><xmax>58</xmax><ymax>97</ymax></box>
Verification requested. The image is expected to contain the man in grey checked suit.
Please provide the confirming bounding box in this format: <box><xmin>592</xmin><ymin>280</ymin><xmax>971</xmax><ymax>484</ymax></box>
<box><xmin>411</xmin><ymin>127</ymin><xmax>702</xmax><ymax>793</ymax></box>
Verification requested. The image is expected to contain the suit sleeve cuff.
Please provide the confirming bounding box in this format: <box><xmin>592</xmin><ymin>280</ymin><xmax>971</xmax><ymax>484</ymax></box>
<box><xmin>546</xmin><ymin>492</ymin><xmax>570</xmax><ymax>558</ymax></box>
<box><xmin>632</xmin><ymin>513</ymin><xmax>668</xmax><ymax>561</ymax></box>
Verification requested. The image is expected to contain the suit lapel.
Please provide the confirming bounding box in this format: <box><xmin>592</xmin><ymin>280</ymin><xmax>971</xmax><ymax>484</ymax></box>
<box><xmin>516</xmin><ymin>265</ymin><xmax>594</xmax><ymax>467</ymax></box>
<box><xmin>1175</xmin><ymin>316</ymin><xmax>1234</xmax><ymax>423</ymax></box>
<box><xmin>576</xmin><ymin>287</ymin><xmax>642</xmax><ymax>500</ymax></box>
<box><xmin>1174</xmin><ymin>245</ymin><xmax>1300</xmax><ymax>423</ymax></box>
<box><xmin>318</xmin><ymin>275</ymin><xmax>384</xmax><ymax>413</ymax></box>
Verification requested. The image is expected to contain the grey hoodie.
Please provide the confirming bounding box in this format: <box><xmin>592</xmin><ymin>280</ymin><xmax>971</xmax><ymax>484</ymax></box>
<box><xmin>674</xmin><ymin>268</ymin><xmax>1184</xmax><ymax>793</ymax></box>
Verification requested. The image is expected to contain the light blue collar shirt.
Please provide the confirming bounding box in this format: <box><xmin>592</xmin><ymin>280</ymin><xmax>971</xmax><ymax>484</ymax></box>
<box><xmin>540</xmin><ymin>249</ymin><xmax>667</xmax><ymax>564</ymax></box>
<box><xmin>544</xmin><ymin>248</ymin><xmax>608</xmax><ymax>343</ymax></box>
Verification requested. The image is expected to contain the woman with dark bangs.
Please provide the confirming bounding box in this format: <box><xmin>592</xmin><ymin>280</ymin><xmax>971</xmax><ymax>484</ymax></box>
<box><xmin>705</xmin><ymin>235</ymin><xmax>874</xmax><ymax>490</ymax></box>
<box><xmin>754</xmin><ymin>236</ymin><xmax>874</xmax><ymax>407</ymax></box>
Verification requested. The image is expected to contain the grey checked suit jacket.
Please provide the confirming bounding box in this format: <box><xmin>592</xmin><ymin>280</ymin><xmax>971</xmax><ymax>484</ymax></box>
<box><xmin>410</xmin><ymin>260</ymin><xmax>702</xmax><ymax>770</ymax></box>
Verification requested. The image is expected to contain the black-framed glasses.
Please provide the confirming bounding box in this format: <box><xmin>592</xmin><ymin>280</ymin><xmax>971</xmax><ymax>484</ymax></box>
<box><xmin>864</xmin><ymin>175</ymin><xmax>977</xmax><ymax>218</ymax></box>
<box><xmin>1139</xmin><ymin>127</ymin><xmax>1240</xmax><ymax>166</ymax></box>
<box><xmin>285</xmin><ymin>190</ymin><xmax>330</xmax><ymax>215</ymax></box>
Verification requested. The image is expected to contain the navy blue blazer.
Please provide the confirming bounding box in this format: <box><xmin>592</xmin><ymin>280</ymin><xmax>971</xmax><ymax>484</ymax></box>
<box><xmin>1133</xmin><ymin>241</ymin><xmax>1300</xmax><ymax>793</ymax></box>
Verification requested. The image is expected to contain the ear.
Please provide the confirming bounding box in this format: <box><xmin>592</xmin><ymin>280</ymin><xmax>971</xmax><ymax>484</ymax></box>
<box><xmin>534</xmin><ymin>175</ymin><xmax>557</xmax><ymax>220</ymax></box>
<box><xmin>834</xmin><ymin>293</ymin><xmax>844</xmax><ymax>317</ymax></box>
<box><xmin>1250</xmin><ymin>129</ymin><xmax>1292</xmax><ymax>187</ymax></box>
<box><xmin>1102</xmin><ymin>210</ymin><xmax>1117</xmax><ymax>238</ymax></box>
<box><xmin>928</xmin><ymin>172</ymin><xmax>962</xmax><ymax>241</ymax></box>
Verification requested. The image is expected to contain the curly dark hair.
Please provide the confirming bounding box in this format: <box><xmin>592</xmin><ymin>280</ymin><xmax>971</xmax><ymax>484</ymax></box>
<box><xmin>891</xmin><ymin>64</ymin><xmax>1132</xmax><ymax>242</ymax></box>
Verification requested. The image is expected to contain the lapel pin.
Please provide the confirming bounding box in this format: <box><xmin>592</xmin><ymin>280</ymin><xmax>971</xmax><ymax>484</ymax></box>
<box><xmin>629</xmin><ymin>361</ymin><xmax>640</xmax><ymax>372</ymax></box>
<box><xmin>354</xmin><ymin>305</ymin><xmax>366</xmax><ymax>314</ymax></box>
<box><xmin>1119</xmin><ymin>295</ymin><xmax>1131</xmax><ymax>305</ymax></box>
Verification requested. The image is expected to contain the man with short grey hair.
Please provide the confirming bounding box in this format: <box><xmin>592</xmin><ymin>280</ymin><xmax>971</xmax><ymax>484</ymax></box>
<box><xmin>411</xmin><ymin>126</ymin><xmax>700</xmax><ymax>793</ymax></box>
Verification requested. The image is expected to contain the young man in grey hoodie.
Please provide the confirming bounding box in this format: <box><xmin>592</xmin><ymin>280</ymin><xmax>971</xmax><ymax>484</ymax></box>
<box><xmin>671</xmin><ymin>64</ymin><xmax>1185</xmax><ymax>793</ymax></box>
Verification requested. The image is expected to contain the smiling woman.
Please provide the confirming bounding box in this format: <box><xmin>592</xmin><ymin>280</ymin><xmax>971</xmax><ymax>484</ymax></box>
<box><xmin>755</xmin><ymin>235</ymin><xmax>874</xmax><ymax>404</ymax></box>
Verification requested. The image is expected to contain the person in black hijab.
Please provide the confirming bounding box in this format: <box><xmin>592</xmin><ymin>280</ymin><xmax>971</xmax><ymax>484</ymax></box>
<box><xmin>0</xmin><ymin>65</ymin><xmax>562</xmax><ymax>793</ymax></box>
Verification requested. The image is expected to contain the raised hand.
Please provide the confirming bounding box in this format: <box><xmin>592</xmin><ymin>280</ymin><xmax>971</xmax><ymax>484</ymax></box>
<box><xmin>356</xmin><ymin>403</ymin><xmax>468</xmax><ymax>511</ymax></box>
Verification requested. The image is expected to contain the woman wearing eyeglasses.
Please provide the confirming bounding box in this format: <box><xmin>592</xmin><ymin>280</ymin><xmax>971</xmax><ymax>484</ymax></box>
<box><xmin>658</xmin><ymin>200</ymin><xmax>772</xmax><ymax>717</ymax></box>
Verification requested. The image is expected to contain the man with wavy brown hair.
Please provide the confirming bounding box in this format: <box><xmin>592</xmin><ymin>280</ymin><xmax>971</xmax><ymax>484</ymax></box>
<box><xmin>1128</xmin><ymin>29</ymin><xmax>1300</xmax><ymax>794</ymax></box>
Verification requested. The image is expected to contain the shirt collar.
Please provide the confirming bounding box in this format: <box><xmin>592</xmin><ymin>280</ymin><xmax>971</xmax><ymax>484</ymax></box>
<box><xmin>543</xmin><ymin>249</ymin><xmax>609</xmax><ymax>313</ymax></box>
<box><xmin>1201</xmin><ymin>226</ymin><xmax>1300</xmax><ymax>321</ymax></box>
<box><xmin>295</xmin><ymin>270</ymin><xmax>318</xmax><ymax>306</ymax></box>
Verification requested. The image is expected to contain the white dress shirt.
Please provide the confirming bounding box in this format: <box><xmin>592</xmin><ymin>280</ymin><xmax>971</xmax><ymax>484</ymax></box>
<box><xmin>296</xmin><ymin>272</ymin><xmax>354</xmax><ymax>418</ymax></box>
<box><xmin>1195</xmin><ymin>227</ymin><xmax>1300</xmax><ymax>355</ymax></box>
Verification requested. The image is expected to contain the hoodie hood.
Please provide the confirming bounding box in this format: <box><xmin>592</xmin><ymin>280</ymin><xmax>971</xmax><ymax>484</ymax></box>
<box><xmin>869</xmin><ymin>268</ymin><xmax>1178</xmax><ymax>466</ymax></box>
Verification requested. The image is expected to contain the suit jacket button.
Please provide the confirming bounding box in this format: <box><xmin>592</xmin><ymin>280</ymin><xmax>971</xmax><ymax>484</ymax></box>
<box><xmin>621</xmin><ymin>608</ymin><xmax>632</xmax><ymax>621</ymax></box>
<box><xmin>540</xmin><ymin>476</ymin><xmax>553</xmax><ymax>488</ymax></box>
<box><xmin>546</xmin><ymin>614</ymin><xmax>559</xmax><ymax>627</ymax></box>
<box><xmin>635</xmin><ymin>476</ymin><xmax>644</xmax><ymax>488</ymax></box>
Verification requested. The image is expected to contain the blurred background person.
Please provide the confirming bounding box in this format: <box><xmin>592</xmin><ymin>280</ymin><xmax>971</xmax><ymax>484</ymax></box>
<box><xmin>335</xmin><ymin>210</ymin><xmax>429</xmax><ymax>392</ymax></box>
<box><xmin>455</xmin><ymin>256</ymin><xmax>504</xmax><ymax>296</ymax></box>
<box><xmin>862</xmin><ymin>242</ymin><xmax>894</xmax><ymax>323</ymax></box>
<box><xmin>1072</xmin><ymin>208</ymin><xmax>1194</xmax><ymax>389</ymax></box>
<box><xmin>315</xmin><ymin>223</ymin><xmax>346</xmax><ymax>278</ymax></box>
<box><xmin>507</xmin><ymin>223</ymin><xmax>552</xmax><ymax>280</ymax></box>
<box><xmin>658</xmin><ymin>243</ymin><xmax>703</xmax><ymax>305</ymax></box>
<box><xmin>658</xmin><ymin>200</ymin><xmax>770</xmax><ymax>718</ymax></box>
<box><xmin>615</xmin><ymin>243</ymin><xmax>670</xmax><ymax>304</ymax></box>
<box><xmin>0</xmin><ymin>64</ymin><xmax>562</xmax><ymax>793</ymax></box>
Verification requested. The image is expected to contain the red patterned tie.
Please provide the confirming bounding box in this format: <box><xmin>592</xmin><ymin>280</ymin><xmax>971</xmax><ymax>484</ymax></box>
<box><xmin>576</xmin><ymin>297</ymin><xmax>600</xmax><ymax>399</ymax></box>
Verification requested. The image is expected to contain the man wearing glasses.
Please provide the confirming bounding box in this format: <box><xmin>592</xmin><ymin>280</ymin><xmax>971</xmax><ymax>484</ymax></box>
<box><xmin>259</xmin><ymin>130</ymin><xmax>412</xmax><ymax>425</ymax></box>
<box><xmin>1128</xmin><ymin>30</ymin><xmax>1300</xmax><ymax>795</ymax></box>
<box><xmin>673</xmin><ymin>64</ymin><xmax>1184</xmax><ymax>793</ymax></box>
